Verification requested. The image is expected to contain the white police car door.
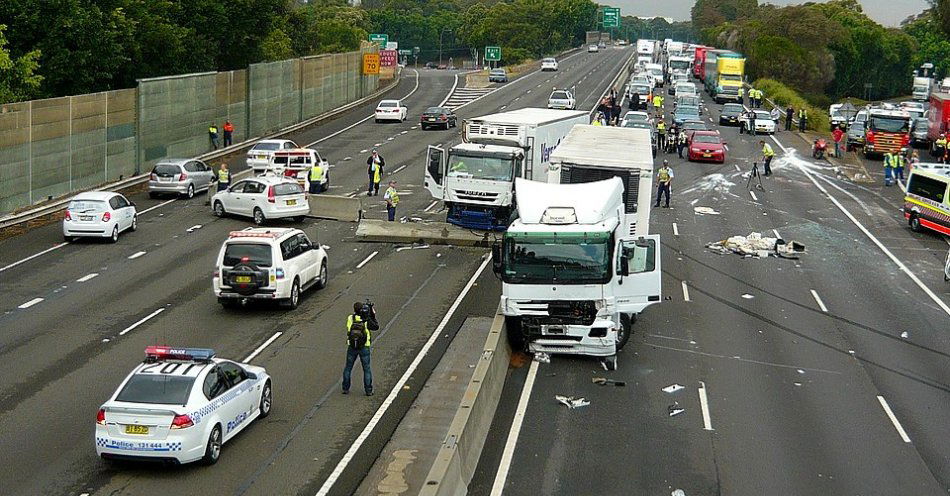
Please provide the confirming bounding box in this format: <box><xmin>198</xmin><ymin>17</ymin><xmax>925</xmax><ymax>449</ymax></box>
<box><xmin>217</xmin><ymin>362</ymin><xmax>255</xmax><ymax>440</ymax></box>
<box><xmin>613</xmin><ymin>235</ymin><xmax>662</xmax><ymax>314</ymax></box>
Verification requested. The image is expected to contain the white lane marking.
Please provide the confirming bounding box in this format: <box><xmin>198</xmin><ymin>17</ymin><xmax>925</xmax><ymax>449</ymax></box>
<box><xmin>424</xmin><ymin>200</ymin><xmax>438</xmax><ymax>212</ymax></box>
<box><xmin>390</xmin><ymin>164</ymin><xmax>407</xmax><ymax>175</ymax></box>
<box><xmin>128</xmin><ymin>251</ymin><xmax>147</xmax><ymax>260</ymax></box>
<box><xmin>76</xmin><ymin>273</ymin><xmax>99</xmax><ymax>282</ymax></box>
<box><xmin>698</xmin><ymin>381</ymin><xmax>714</xmax><ymax>431</ymax></box>
<box><xmin>0</xmin><ymin>242</ymin><xmax>69</xmax><ymax>273</ymax></box>
<box><xmin>749</xmin><ymin>190</ymin><xmax>758</xmax><ymax>201</ymax></box>
<box><xmin>724</xmin><ymin>145</ymin><xmax>729</xmax><ymax>151</ymax></box>
<box><xmin>777</xmin><ymin>135</ymin><xmax>950</xmax><ymax>318</ymax></box>
<box><xmin>118</xmin><ymin>308</ymin><xmax>165</xmax><ymax>336</ymax></box>
<box><xmin>810</xmin><ymin>289</ymin><xmax>828</xmax><ymax>312</ymax></box>
<box><xmin>137</xmin><ymin>198</ymin><xmax>176</xmax><ymax>215</ymax></box>
<box><xmin>672</xmin><ymin>222</ymin><xmax>679</xmax><ymax>236</ymax></box>
<box><xmin>772</xmin><ymin>229</ymin><xmax>781</xmax><ymax>239</ymax></box>
<box><xmin>877</xmin><ymin>396</ymin><xmax>912</xmax><ymax>443</ymax></box>
<box><xmin>360</xmin><ymin>149</ymin><xmax>368</xmax><ymax>154</ymax></box>
<box><xmin>306</xmin><ymin>69</ymin><xmax>421</xmax><ymax>148</ymax></box>
<box><xmin>186</xmin><ymin>224</ymin><xmax>202</xmax><ymax>232</ymax></box>
<box><xmin>355</xmin><ymin>251</ymin><xmax>378</xmax><ymax>269</ymax></box>
<box><xmin>346</xmin><ymin>191</ymin><xmax>358</xmax><ymax>198</ymax></box>
<box><xmin>316</xmin><ymin>256</ymin><xmax>491</xmax><ymax>496</ymax></box>
<box><xmin>490</xmin><ymin>359</ymin><xmax>539</xmax><ymax>496</ymax></box>
<box><xmin>243</xmin><ymin>331</ymin><xmax>283</xmax><ymax>362</ymax></box>
<box><xmin>682</xmin><ymin>281</ymin><xmax>690</xmax><ymax>302</ymax></box>
<box><xmin>734</xmin><ymin>164</ymin><xmax>741</xmax><ymax>172</ymax></box>
<box><xmin>18</xmin><ymin>297</ymin><xmax>44</xmax><ymax>309</ymax></box>
<box><xmin>500</xmin><ymin>105</ymin><xmax>507</xmax><ymax>110</ymax></box>
<box><xmin>438</xmin><ymin>74</ymin><xmax>460</xmax><ymax>107</ymax></box>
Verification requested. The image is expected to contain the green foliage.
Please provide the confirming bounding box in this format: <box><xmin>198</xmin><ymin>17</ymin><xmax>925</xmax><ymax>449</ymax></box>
<box><xmin>0</xmin><ymin>25</ymin><xmax>42</xmax><ymax>103</ymax></box>
<box><xmin>620</xmin><ymin>16</ymin><xmax>695</xmax><ymax>43</ymax></box>
<box><xmin>260</xmin><ymin>29</ymin><xmax>295</xmax><ymax>62</ymax></box>
<box><xmin>753</xmin><ymin>78</ymin><xmax>829</xmax><ymax>131</ymax></box>
<box><xmin>905</xmin><ymin>12</ymin><xmax>950</xmax><ymax>79</ymax></box>
<box><xmin>691</xmin><ymin>0</ymin><xmax>759</xmax><ymax>34</ymax></box>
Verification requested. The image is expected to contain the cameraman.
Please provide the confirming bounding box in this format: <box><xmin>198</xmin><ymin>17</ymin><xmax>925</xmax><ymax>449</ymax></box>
<box><xmin>342</xmin><ymin>301</ymin><xmax>380</xmax><ymax>396</ymax></box>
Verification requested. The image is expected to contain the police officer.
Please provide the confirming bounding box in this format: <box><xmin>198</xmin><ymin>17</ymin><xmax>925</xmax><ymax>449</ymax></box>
<box><xmin>342</xmin><ymin>301</ymin><xmax>379</xmax><ymax>396</ymax></box>
<box><xmin>883</xmin><ymin>151</ymin><xmax>895</xmax><ymax>186</ymax></box>
<box><xmin>308</xmin><ymin>161</ymin><xmax>325</xmax><ymax>194</ymax></box>
<box><xmin>208</xmin><ymin>123</ymin><xmax>220</xmax><ymax>150</ymax></box>
<box><xmin>737</xmin><ymin>86</ymin><xmax>745</xmax><ymax>106</ymax></box>
<box><xmin>384</xmin><ymin>180</ymin><xmax>400</xmax><ymax>221</ymax></box>
<box><xmin>217</xmin><ymin>163</ymin><xmax>231</xmax><ymax>191</ymax></box>
<box><xmin>654</xmin><ymin>160</ymin><xmax>673</xmax><ymax>208</ymax></box>
<box><xmin>366</xmin><ymin>149</ymin><xmax>384</xmax><ymax>196</ymax></box>
<box><xmin>893</xmin><ymin>151</ymin><xmax>905</xmax><ymax>183</ymax></box>
<box><xmin>656</xmin><ymin>118</ymin><xmax>667</xmax><ymax>152</ymax></box>
<box><xmin>761</xmin><ymin>140</ymin><xmax>775</xmax><ymax>176</ymax></box>
<box><xmin>798</xmin><ymin>108</ymin><xmax>808</xmax><ymax>132</ymax></box>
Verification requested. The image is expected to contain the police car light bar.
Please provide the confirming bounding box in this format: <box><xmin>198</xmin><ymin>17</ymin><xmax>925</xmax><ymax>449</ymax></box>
<box><xmin>228</xmin><ymin>230</ymin><xmax>280</xmax><ymax>238</ymax></box>
<box><xmin>145</xmin><ymin>346</ymin><xmax>215</xmax><ymax>362</ymax></box>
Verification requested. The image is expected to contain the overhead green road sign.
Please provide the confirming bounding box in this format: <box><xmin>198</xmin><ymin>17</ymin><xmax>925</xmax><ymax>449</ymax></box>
<box><xmin>398</xmin><ymin>49</ymin><xmax>412</xmax><ymax>55</ymax></box>
<box><xmin>485</xmin><ymin>46</ymin><xmax>501</xmax><ymax>61</ymax></box>
<box><xmin>369</xmin><ymin>33</ymin><xmax>389</xmax><ymax>46</ymax></box>
<box><xmin>603</xmin><ymin>7</ymin><xmax>620</xmax><ymax>28</ymax></box>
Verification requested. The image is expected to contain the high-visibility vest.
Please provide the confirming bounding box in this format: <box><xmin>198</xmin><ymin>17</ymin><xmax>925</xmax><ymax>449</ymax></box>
<box><xmin>883</xmin><ymin>153</ymin><xmax>894</xmax><ymax>168</ymax></box>
<box><xmin>738</xmin><ymin>88</ymin><xmax>744</xmax><ymax>97</ymax></box>
<box><xmin>894</xmin><ymin>155</ymin><xmax>905</xmax><ymax>168</ymax></box>
<box><xmin>218</xmin><ymin>169</ymin><xmax>230</xmax><ymax>183</ymax></box>
<box><xmin>384</xmin><ymin>186</ymin><xmax>399</xmax><ymax>205</ymax></box>
<box><xmin>592</xmin><ymin>120</ymin><xmax>603</xmax><ymax>126</ymax></box>
<box><xmin>799</xmin><ymin>109</ymin><xmax>807</xmax><ymax>119</ymax></box>
<box><xmin>657</xmin><ymin>168</ymin><xmax>671</xmax><ymax>183</ymax></box>
<box><xmin>346</xmin><ymin>315</ymin><xmax>371</xmax><ymax>347</ymax></box>
<box><xmin>762</xmin><ymin>143</ymin><xmax>775</xmax><ymax>157</ymax></box>
<box><xmin>937</xmin><ymin>138</ymin><xmax>947</xmax><ymax>147</ymax></box>
<box><xmin>309</xmin><ymin>164</ymin><xmax>324</xmax><ymax>182</ymax></box>
<box><xmin>653</xmin><ymin>96</ymin><xmax>662</xmax><ymax>106</ymax></box>
<box><xmin>209</xmin><ymin>126</ymin><xmax>218</xmax><ymax>134</ymax></box>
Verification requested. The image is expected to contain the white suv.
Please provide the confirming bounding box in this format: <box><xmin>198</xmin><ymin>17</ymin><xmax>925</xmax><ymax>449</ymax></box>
<box><xmin>213</xmin><ymin>228</ymin><xmax>328</xmax><ymax>309</ymax></box>
<box><xmin>541</xmin><ymin>58</ymin><xmax>558</xmax><ymax>71</ymax></box>
<box><xmin>211</xmin><ymin>176</ymin><xmax>309</xmax><ymax>225</ymax></box>
<box><xmin>547</xmin><ymin>89</ymin><xmax>577</xmax><ymax>110</ymax></box>
<box><xmin>246</xmin><ymin>139</ymin><xmax>299</xmax><ymax>173</ymax></box>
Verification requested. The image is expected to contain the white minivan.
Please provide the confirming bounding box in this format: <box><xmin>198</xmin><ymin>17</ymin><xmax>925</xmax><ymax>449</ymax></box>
<box><xmin>63</xmin><ymin>191</ymin><xmax>137</xmax><ymax>243</ymax></box>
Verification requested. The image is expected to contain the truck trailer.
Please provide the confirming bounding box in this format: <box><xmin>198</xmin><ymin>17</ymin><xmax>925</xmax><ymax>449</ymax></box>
<box><xmin>693</xmin><ymin>46</ymin><xmax>708</xmax><ymax>80</ymax></box>
<box><xmin>493</xmin><ymin>126</ymin><xmax>660</xmax><ymax>367</ymax></box>
<box><xmin>424</xmin><ymin>108</ymin><xmax>588</xmax><ymax>230</ymax></box>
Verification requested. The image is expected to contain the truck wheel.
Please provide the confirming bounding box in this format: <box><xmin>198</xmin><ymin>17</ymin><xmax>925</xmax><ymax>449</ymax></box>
<box><xmin>909</xmin><ymin>214</ymin><xmax>923</xmax><ymax>232</ymax></box>
<box><xmin>616</xmin><ymin>314</ymin><xmax>633</xmax><ymax>351</ymax></box>
<box><xmin>505</xmin><ymin>317</ymin><xmax>526</xmax><ymax>352</ymax></box>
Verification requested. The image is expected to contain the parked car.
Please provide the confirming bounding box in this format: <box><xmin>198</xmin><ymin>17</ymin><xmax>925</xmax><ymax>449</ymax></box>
<box><xmin>375</xmin><ymin>99</ymin><xmax>407</xmax><ymax>122</ymax></box>
<box><xmin>147</xmin><ymin>159</ymin><xmax>215</xmax><ymax>199</ymax></box>
<box><xmin>673</xmin><ymin>105</ymin><xmax>701</xmax><ymax>126</ymax></box>
<box><xmin>911</xmin><ymin>117</ymin><xmax>930</xmax><ymax>148</ymax></box>
<box><xmin>621</xmin><ymin>120</ymin><xmax>657</xmax><ymax>156</ymax></box>
<box><xmin>687</xmin><ymin>130</ymin><xmax>726</xmax><ymax>163</ymax></box>
<box><xmin>63</xmin><ymin>191</ymin><xmax>137</xmax><ymax>243</ymax></box>
<box><xmin>211</xmin><ymin>176</ymin><xmax>309</xmax><ymax>225</ymax></box>
<box><xmin>541</xmin><ymin>58</ymin><xmax>559</xmax><ymax>71</ymax></box>
<box><xmin>620</xmin><ymin>111</ymin><xmax>652</xmax><ymax>127</ymax></box>
<box><xmin>846</xmin><ymin>120</ymin><xmax>866</xmax><ymax>151</ymax></box>
<box><xmin>743</xmin><ymin>110</ymin><xmax>777</xmax><ymax>134</ymax></box>
<box><xmin>488</xmin><ymin>69</ymin><xmax>508</xmax><ymax>83</ymax></box>
<box><xmin>247</xmin><ymin>139</ymin><xmax>299</xmax><ymax>173</ymax></box>
<box><xmin>421</xmin><ymin>106</ymin><xmax>458</xmax><ymax>130</ymax></box>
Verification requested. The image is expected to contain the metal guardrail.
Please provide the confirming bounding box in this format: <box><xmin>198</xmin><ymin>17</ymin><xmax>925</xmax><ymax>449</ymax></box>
<box><xmin>0</xmin><ymin>74</ymin><xmax>401</xmax><ymax>231</ymax></box>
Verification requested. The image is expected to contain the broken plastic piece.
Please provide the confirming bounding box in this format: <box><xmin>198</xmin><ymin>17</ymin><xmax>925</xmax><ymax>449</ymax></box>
<box><xmin>668</xmin><ymin>402</ymin><xmax>685</xmax><ymax>417</ymax></box>
<box><xmin>900</xmin><ymin>331</ymin><xmax>909</xmax><ymax>339</ymax></box>
<box><xmin>555</xmin><ymin>395</ymin><xmax>590</xmax><ymax>409</ymax></box>
<box><xmin>693</xmin><ymin>206</ymin><xmax>721</xmax><ymax>215</ymax></box>
<box><xmin>662</xmin><ymin>384</ymin><xmax>685</xmax><ymax>394</ymax></box>
<box><xmin>533</xmin><ymin>352</ymin><xmax>551</xmax><ymax>364</ymax></box>
<box><xmin>741</xmin><ymin>293</ymin><xmax>754</xmax><ymax>299</ymax></box>
<box><xmin>706</xmin><ymin>231</ymin><xmax>806</xmax><ymax>259</ymax></box>
<box><xmin>592</xmin><ymin>377</ymin><xmax>627</xmax><ymax>387</ymax></box>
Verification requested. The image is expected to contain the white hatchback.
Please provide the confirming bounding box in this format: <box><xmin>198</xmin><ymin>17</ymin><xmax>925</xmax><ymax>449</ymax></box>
<box><xmin>96</xmin><ymin>346</ymin><xmax>271</xmax><ymax>465</ymax></box>
<box><xmin>375</xmin><ymin>99</ymin><xmax>407</xmax><ymax>122</ymax></box>
<box><xmin>63</xmin><ymin>191</ymin><xmax>137</xmax><ymax>243</ymax></box>
<box><xmin>246</xmin><ymin>139</ymin><xmax>299</xmax><ymax>173</ymax></box>
<box><xmin>211</xmin><ymin>176</ymin><xmax>309</xmax><ymax>225</ymax></box>
<box><xmin>541</xmin><ymin>58</ymin><xmax>559</xmax><ymax>71</ymax></box>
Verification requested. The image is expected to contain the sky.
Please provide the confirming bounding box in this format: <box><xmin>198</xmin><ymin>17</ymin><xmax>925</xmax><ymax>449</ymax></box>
<box><xmin>612</xmin><ymin>0</ymin><xmax>929</xmax><ymax>27</ymax></box>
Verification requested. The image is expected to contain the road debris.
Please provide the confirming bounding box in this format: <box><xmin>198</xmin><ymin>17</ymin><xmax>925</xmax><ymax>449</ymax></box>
<box><xmin>662</xmin><ymin>383</ymin><xmax>685</xmax><ymax>393</ymax></box>
<box><xmin>668</xmin><ymin>402</ymin><xmax>685</xmax><ymax>417</ymax></box>
<box><xmin>741</xmin><ymin>293</ymin><xmax>754</xmax><ymax>299</ymax></box>
<box><xmin>555</xmin><ymin>395</ymin><xmax>590</xmax><ymax>409</ymax></box>
<box><xmin>900</xmin><ymin>331</ymin><xmax>909</xmax><ymax>339</ymax></box>
<box><xmin>592</xmin><ymin>377</ymin><xmax>626</xmax><ymax>387</ymax></box>
<box><xmin>706</xmin><ymin>232</ymin><xmax>806</xmax><ymax>259</ymax></box>
<box><xmin>533</xmin><ymin>352</ymin><xmax>551</xmax><ymax>364</ymax></box>
<box><xmin>395</xmin><ymin>243</ymin><xmax>430</xmax><ymax>252</ymax></box>
<box><xmin>693</xmin><ymin>206</ymin><xmax>721</xmax><ymax>215</ymax></box>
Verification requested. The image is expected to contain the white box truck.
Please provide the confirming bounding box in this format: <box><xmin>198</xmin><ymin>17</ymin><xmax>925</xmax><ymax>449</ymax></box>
<box><xmin>636</xmin><ymin>39</ymin><xmax>656</xmax><ymax>63</ymax></box>
<box><xmin>424</xmin><ymin>108</ymin><xmax>588</xmax><ymax>230</ymax></box>
<box><xmin>492</xmin><ymin>126</ymin><xmax>660</xmax><ymax>368</ymax></box>
<box><xmin>913</xmin><ymin>76</ymin><xmax>933</xmax><ymax>102</ymax></box>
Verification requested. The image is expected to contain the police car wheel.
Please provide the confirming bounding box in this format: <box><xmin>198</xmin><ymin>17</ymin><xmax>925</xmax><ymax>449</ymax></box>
<box><xmin>201</xmin><ymin>425</ymin><xmax>222</xmax><ymax>465</ymax></box>
<box><xmin>259</xmin><ymin>380</ymin><xmax>272</xmax><ymax>419</ymax></box>
<box><xmin>109</xmin><ymin>226</ymin><xmax>119</xmax><ymax>244</ymax></box>
<box><xmin>186</xmin><ymin>184</ymin><xmax>195</xmax><ymax>199</ymax></box>
<box><xmin>130</xmin><ymin>215</ymin><xmax>137</xmax><ymax>232</ymax></box>
<box><xmin>282</xmin><ymin>278</ymin><xmax>300</xmax><ymax>309</ymax></box>
<box><xmin>253</xmin><ymin>208</ymin><xmax>266</xmax><ymax>226</ymax></box>
<box><xmin>213</xmin><ymin>201</ymin><xmax>226</xmax><ymax>217</ymax></box>
<box><xmin>317</xmin><ymin>262</ymin><xmax>328</xmax><ymax>290</ymax></box>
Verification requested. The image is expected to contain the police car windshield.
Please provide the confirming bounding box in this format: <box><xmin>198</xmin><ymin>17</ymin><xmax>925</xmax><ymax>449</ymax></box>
<box><xmin>446</xmin><ymin>152</ymin><xmax>514</xmax><ymax>181</ymax></box>
<box><xmin>67</xmin><ymin>200</ymin><xmax>107</xmax><ymax>213</ymax></box>
<box><xmin>116</xmin><ymin>373</ymin><xmax>195</xmax><ymax>405</ymax></box>
<box><xmin>253</xmin><ymin>142</ymin><xmax>281</xmax><ymax>151</ymax></box>
<box><xmin>224</xmin><ymin>243</ymin><xmax>273</xmax><ymax>267</ymax></box>
<box><xmin>551</xmin><ymin>91</ymin><xmax>569</xmax><ymax>100</ymax></box>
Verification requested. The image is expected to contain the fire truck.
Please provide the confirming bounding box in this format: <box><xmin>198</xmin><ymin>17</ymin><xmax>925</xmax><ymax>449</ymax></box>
<box><xmin>864</xmin><ymin>106</ymin><xmax>910</xmax><ymax>159</ymax></box>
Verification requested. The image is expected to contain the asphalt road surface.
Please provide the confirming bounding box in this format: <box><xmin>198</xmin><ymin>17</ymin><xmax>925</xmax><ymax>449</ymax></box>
<box><xmin>471</xmin><ymin>78</ymin><xmax>950</xmax><ymax>495</ymax></box>
<box><xmin>0</xmin><ymin>47</ymin><xmax>632</xmax><ymax>495</ymax></box>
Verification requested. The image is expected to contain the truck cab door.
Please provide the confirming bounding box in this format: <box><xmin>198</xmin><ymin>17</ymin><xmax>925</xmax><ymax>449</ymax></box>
<box><xmin>424</xmin><ymin>145</ymin><xmax>446</xmax><ymax>200</ymax></box>
<box><xmin>614</xmin><ymin>234</ymin><xmax>662</xmax><ymax>314</ymax></box>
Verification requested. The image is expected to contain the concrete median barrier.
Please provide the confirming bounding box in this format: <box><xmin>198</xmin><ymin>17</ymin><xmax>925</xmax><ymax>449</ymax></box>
<box><xmin>308</xmin><ymin>194</ymin><xmax>363</xmax><ymax>222</ymax></box>
<box><xmin>356</xmin><ymin>219</ymin><xmax>498</xmax><ymax>247</ymax></box>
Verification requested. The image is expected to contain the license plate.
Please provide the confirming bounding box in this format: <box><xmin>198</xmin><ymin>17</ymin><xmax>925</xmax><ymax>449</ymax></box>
<box><xmin>427</xmin><ymin>118</ymin><xmax>437</xmax><ymax>121</ymax></box>
<box><xmin>125</xmin><ymin>424</ymin><xmax>149</xmax><ymax>435</ymax></box>
<box><xmin>235</xmin><ymin>276</ymin><xmax>251</xmax><ymax>283</ymax></box>
<box><xmin>286</xmin><ymin>199</ymin><xmax>296</xmax><ymax>206</ymax></box>
<box><xmin>80</xmin><ymin>215</ymin><xmax>93</xmax><ymax>221</ymax></box>
<box><xmin>703</xmin><ymin>153</ymin><xmax>712</xmax><ymax>158</ymax></box>
<box><xmin>159</xmin><ymin>177</ymin><xmax>171</xmax><ymax>182</ymax></box>
<box><xmin>256</xmin><ymin>155</ymin><xmax>266</xmax><ymax>160</ymax></box>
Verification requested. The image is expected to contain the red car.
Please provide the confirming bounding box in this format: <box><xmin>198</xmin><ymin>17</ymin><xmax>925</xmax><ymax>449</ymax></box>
<box><xmin>687</xmin><ymin>130</ymin><xmax>726</xmax><ymax>163</ymax></box>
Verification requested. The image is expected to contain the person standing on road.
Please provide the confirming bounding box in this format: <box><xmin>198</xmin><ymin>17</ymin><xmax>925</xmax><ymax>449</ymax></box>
<box><xmin>654</xmin><ymin>160</ymin><xmax>673</xmax><ymax>208</ymax></box>
<box><xmin>653</xmin><ymin>94</ymin><xmax>663</xmax><ymax>114</ymax></box>
<box><xmin>883</xmin><ymin>152</ymin><xmax>895</xmax><ymax>186</ymax></box>
<box><xmin>910</xmin><ymin>150</ymin><xmax>920</xmax><ymax>173</ymax></box>
<box><xmin>384</xmin><ymin>180</ymin><xmax>400</xmax><ymax>221</ymax></box>
<box><xmin>366</xmin><ymin>149</ymin><xmax>384</xmax><ymax>196</ymax></box>
<box><xmin>656</xmin><ymin>119</ymin><xmax>667</xmax><ymax>152</ymax></box>
<box><xmin>770</xmin><ymin>106</ymin><xmax>781</xmax><ymax>130</ymax></box>
<box><xmin>737</xmin><ymin>86</ymin><xmax>745</xmax><ymax>106</ymax></box>
<box><xmin>798</xmin><ymin>108</ymin><xmax>808</xmax><ymax>132</ymax></box>
<box><xmin>308</xmin><ymin>160</ymin><xmax>325</xmax><ymax>194</ymax></box>
<box><xmin>631</xmin><ymin>91</ymin><xmax>640</xmax><ymax>110</ymax></box>
<box><xmin>217</xmin><ymin>163</ymin><xmax>231</xmax><ymax>191</ymax></box>
<box><xmin>761</xmin><ymin>140</ymin><xmax>775</xmax><ymax>176</ymax></box>
<box><xmin>342</xmin><ymin>302</ymin><xmax>379</xmax><ymax>396</ymax></box>
<box><xmin>677</xmin><ymin>128</ymin><xmax>688</xmax><ymax>159</ymax></box>
<box><xmin>832</xmin><ymin>126</ymin><xmax>844</xmax><ymax>158</ymax></box>
<box><xmin>208</xmin><ymin>123</ymin><xmax>220</xmax><ymax>150</ymax></box>
<box><xmin>223</xmin><ymin>120</ymin><xmax>234</xmax><ymax>147</ymax></box>
<box><xmin>893</xmin><ymin>152</ymin><xmax>906</xmax><ymax>183</ymax></box>
<box><xmin>785</xmin><ymin>106</ymin><xmax>794</xmax><ymax>131</ymax></box>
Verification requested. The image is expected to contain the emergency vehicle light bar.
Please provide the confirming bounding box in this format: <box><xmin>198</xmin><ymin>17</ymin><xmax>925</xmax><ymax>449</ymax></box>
<box><xmin>145</xmin><ymin>346</ymin><xmax>215</xmax><ymax>362</ymax></box>
<box><xmin>229</xmin><ymin>230</ymin><xmax>280</xmax><ymax>238</ymax></box>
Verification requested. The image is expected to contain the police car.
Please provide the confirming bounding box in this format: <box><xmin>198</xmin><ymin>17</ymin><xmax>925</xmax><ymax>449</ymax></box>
<box><xmin>96</xmin><ymin>346</ymin><xmax>272</xmax><ymax>465</ymax></box>
<box><xmin>547</xmin><ymin>88</ymin><xmax>577</xmax><ymax>110</ymax></box>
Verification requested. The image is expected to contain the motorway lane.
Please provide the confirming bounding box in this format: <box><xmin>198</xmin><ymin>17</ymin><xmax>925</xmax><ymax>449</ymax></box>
<box><xmin>471</xmin><ymin>83</ymin><xmax>950</xmax><ymax>495</ymax></box>
<box><xmin>0</xmin><ymin>48</ymin><xmax>633</xmax><ymax>496</ymax></box>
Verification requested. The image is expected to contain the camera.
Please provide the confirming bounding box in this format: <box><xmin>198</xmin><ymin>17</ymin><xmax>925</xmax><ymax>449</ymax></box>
<box><xmin>359</xmin><ymin>299</ymin><xmax>375</xmax><ymax>318</ymax></box>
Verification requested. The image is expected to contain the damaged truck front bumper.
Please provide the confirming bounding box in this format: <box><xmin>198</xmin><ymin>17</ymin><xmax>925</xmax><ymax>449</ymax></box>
<box><xmin>526</xmin><ymin>319</ymin><xmax>619</xmax><ymax>357</ymax></box>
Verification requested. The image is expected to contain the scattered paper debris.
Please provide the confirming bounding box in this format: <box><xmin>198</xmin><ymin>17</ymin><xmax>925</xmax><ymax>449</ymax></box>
<box><xmin>797</xmin><ymin>369</ymin><xmax>805</xmax><ymax>374</ymax></box>
<box><xmin>555</xmin><ymin>395</ymin><xmax>590</xmax><ymax>409</ymax></box>
<box><xmin>186</xmin><ymin>224</ymin><xmax>202</xmax><ymax>232</ymax></box>
<box><xmin>900</xmin><ymin>331</ymin><xmax>909</xmax><ymax>339</ymax></box>
<box><xmin>668</xmin><ymin>402</ymin><xmax>685</xmax><ymax>417</ymax></box>
<box><xmin>693</xmin><ymin>206</ymin><xmax>721</xmax><ymax>215</ymax></box>
<box><xmin>533</xmin><ymin>352</ymin><xmax>551</xmax><ymax>364</ymax></box>
<box><xmin>741</xmin><ymin>293</ymin><xmax>754</xmax><ymax>299</ymax></box>
<box><xmin>662</xmin><ymin>384</ymin><xmax>685</xmax><ymax>394</ymax></box>
<box><xmin>672</xmin><ymin>490</ymin><xmax>687</xmax><ymax>496</ymax></box>
<box><xmin>592</xmin><ymin>377</ymin><xmax>626</xmax><ymax>387</ymax></box>
<box><xmin>706</xmin><ymin>231</ymin><xmax>806</xmax><ymax>259</ymax></box>
<box><xmin>793</xmin><ymin>382</ymin><xmax>802</xmax><ymax>387</ymax></box>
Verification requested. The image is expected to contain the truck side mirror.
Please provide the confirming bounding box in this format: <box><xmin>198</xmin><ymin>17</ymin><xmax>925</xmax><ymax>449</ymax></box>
<box><xmin>491</xmin><ymin>244</ymin><xmax>503</xmax><ymax>275</ymax></box>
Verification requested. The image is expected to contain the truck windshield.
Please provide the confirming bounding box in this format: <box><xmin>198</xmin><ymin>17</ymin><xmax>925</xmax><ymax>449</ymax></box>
<box><xmin>502</xmin><ymin>231</ymin><xmax>612</xmax><ymax>284</ymax></box>
<box><xmin>447</xmin><ymin>153</ymin><xmax>514</xmax><ymax>181</ymax></box>
<box><xmin>669</xmin><ymin>60</ymin><xmax>690</xmax><ymax>70</ymax></box>
<box><xmin>869</xmin><ymin>116</ymin><xmax>909</xmax><ymax>133</ymax></box>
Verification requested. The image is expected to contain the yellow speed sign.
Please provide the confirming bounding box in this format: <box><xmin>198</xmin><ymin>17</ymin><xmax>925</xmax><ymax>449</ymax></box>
<box><xmin>363</xmin><ymin>54</ymin><xmax>381</xmax><ymax>75</ymax></box>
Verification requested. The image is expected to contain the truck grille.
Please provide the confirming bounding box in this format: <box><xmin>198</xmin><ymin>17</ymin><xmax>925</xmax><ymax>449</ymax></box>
<box><xmin>454</xmin><ymin>190</ymin><xmax>499</xmax><ymax>202</ymax></box>
<box><xmin>868</xmin><ymin>132</ymin><xmax>905</xmax><ymax>153</ymax></box>
<box><xmin>513</xmin><ymin>300</ymin><xmax>598</xmax><ymax>326</ymax></box>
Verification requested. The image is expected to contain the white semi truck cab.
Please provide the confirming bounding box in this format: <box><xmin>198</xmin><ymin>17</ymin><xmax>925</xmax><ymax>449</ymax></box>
<box><xmin>492</xmin><ymin>126</ymin><xmax>660</xmax><ymax>367</ymax></box>
<box><xmin>424</xmin><ymin>108</ymin><xmax>588</xmax><ymax>230</ymax></box>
